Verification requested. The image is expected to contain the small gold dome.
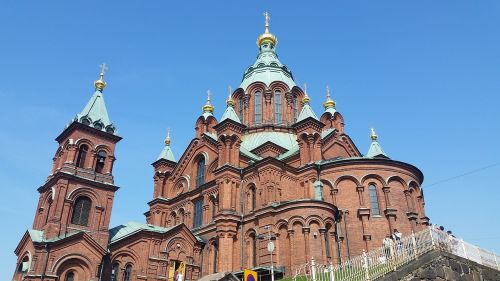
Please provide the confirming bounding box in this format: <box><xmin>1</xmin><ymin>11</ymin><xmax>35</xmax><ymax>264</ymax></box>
<box><xmin>303</xmin><ymin>94</ymin><xmax>310</xmax><ymax>104</ymax></box>
<box><xmin>94</xmin><ymin>63</ymin><xmax>108</xmax><ymax>91</ymax></box>
<box><xmin>323</xmin><ymin>86</ymin><xmax>336</xmax><ymax>109</ymax></box>
<box><xmin>164</xmin><ymin>128</ymin><xmax>171</xmax><ymax>146</ymax></box>
<box><xmin>257</xmin><ymin>12</ymin><xmax>277</xmax><ymax>47</ymax></box>
<box><xmin>202</xmin><ymin>90</ymin><xmax>215</xmax><ymax>113</ymax></box>
<box><xmin>370</xmin><ymin>128</ymin><xmax>378</xmax><ymax>141</ymax></box>
<box><xmin>226</xmin><ymin>95</ymin><xmax>235</xmax><ymax>107</ymax></box>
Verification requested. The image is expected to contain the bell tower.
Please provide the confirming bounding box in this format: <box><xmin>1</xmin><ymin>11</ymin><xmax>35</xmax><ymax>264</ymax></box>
<box><xmin>31</xmin><ymin>64</ymin><xmax>121</xmax><ymax>248</ymax></box>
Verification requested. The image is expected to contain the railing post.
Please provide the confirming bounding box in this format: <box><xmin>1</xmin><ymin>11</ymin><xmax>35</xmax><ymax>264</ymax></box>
<box><xmin>311</xmin><ymin>257</ymin><xmax>317</xmax><ymax>281</ymax></box>
<box><xmin>363</xmin><ymin>250</ymin><xmax>370</xmax><ymax>281</ymax></box>
<box><xmin>329</xmin><ymin>261</ymin><xmax>335</xmax><ymax>281</ymax></box>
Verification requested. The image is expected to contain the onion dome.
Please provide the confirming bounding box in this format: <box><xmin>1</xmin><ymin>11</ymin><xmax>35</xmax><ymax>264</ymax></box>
<box><xmin>366</xmin><ymin>128</ymin><xmax>388</xmax><ymax>158</ymax></box>
<box><xmin>323</xmin><ymin>85</ymin><xmax>336</xmax><ymax>109</ymax></box>
<box><xmin>302</xmin><ymin>83</ymin><xmax>311</xmax><ymax>104</ymax></box>
<box><xmin>257</xmin><ymin>11</ymin><xmax>277</xmax><ymax>47</ymax></box>
<box><xmin>202</xmin><ymin>90</ymin><xmax>215</xmax><ymax>114</ymax></box>
<box><xmin>94</xmin><ymin>63</ymin><xmax>107</xmax><ymax>91</ymax></box>
<box><xmin>240</xmin><ymin>12</ymin><xmax>295</xmax><ymax>90</ymax></box>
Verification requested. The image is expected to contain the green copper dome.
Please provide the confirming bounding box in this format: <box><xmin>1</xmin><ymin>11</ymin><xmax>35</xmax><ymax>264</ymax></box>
<box><xmin>239</xmin><ymin>31</ymin><xmax>295</xmax><ymax>90</ymax></box>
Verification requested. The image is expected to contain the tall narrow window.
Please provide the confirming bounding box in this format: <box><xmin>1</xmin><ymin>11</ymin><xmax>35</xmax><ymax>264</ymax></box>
<box><xmin>65</xmin><ymin>272</ymin><xmax>75</xmax><ymax>281</ymax></box>
<box><xmin>250</xmin><ymin>186</ymin><xmax>256</xmax><ymax>212</ymax></box>
<box><xmin>193</xmin><ymin>198</ymin><xmax>203</xmax><ymax>228</ymax></box>
<box><xmin>17</xmin><ymin>256</ymin><xmax>29</xmax><ymax>273</ymax></box>
<box><xmin>239</xmin><ymin>97</ymin><xmax>244</xmax><ymax>122</ymax></box>
<box><xmin>123</xmin><ymin>265</ymin><xmax>132</xmax><ymax>281</ymax></box>
<box><xmin>275</xmin><ymin>90</ymin><xmax>282</xmax><ymax>123</ymax></box>
<box><xmin>212</xmin><ymin>197</ymin><xmax>218</xmax><ymax>218</ymax></box>
<box><xmin>76</xmin><ymin>144</ymin><xmax>88</xmax><ymax>168</ymax></box>
<box><xmin>324</xmin><ymin>228</ymin><xmax>331</xmax><ymax>258</ymax></box>
<box><xmin>71</xmin><ymin>196</ymin><xmax>91</xmax><ymax>226</ymax></box>
<box><xmin>196</xmin><ymin>157</ymin><xmax>205</xmax><ymax>188</ymax></box>
<box><xmin>213</xmin><ymin>242</ymin><xmax>218</xmax><ymax>273</ymax></box>
<box><xmin>255</xmin><ymin>91</ymin><xmax>262</xmax><ymax>124</ymax></box>
<box><xmin>292</xmin><ymin>96</ymin><xmax>298</xmax><ymax>121</ymax></box>
<box><xmin>44</xmin><ymin>198</ymin><xmax>53</xmax><ymax>225</ymax></box>
<box><xmin>111</xmin><ymin>263</ymin><xmax>119</xmax><ymax>281</ymax></box>
<box><xmin>251</xmin><ymin>233</ymin><xmax>257</xmax><ymax>267</ymax></box>
<box><xmin>369</xmin><ymin>184</ymin><xmax>380</xmax><ymax>215</ymax></box>
<box><xmin>95</xmin><ymin>150</ymin><xmax>106</xmax><ymax>173</ymax></box>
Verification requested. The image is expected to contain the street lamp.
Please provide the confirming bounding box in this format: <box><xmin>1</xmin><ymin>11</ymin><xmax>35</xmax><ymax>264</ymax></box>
<box><xmin>259</xmin><ymin>225</ymin><xmax>276</xmax><ymax>281</ymax></box>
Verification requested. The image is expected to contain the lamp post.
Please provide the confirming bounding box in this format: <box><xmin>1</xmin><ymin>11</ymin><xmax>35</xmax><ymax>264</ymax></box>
<box><xmin>263</xmin><ymin>225</ymin><xmax>275</xmax><ymax>281</ymax></box>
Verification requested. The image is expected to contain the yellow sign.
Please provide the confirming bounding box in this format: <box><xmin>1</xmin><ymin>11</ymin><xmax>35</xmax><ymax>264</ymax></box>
<box><xmin>168</xmin><ymin>261</ymin><xmax>186</xmax><ymax>281</ymax></box>
<box><xmin>244</xmin><ymin>269</ymin><xmax>258</xmax><ymax>281</ymax></box>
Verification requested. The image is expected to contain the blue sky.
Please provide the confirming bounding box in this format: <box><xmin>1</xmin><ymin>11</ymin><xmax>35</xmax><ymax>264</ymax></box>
<box><xmin>1</xmin><ymin>1</ymin><xmax>499</xmax><ymax>279</ymax></box>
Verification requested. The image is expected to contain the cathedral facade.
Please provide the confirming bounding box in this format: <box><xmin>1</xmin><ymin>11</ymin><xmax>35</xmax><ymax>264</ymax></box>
<box><xmin>13</xmin><ymin>15</ymin><xmax>429</xmax><ymax>281</ymax></box>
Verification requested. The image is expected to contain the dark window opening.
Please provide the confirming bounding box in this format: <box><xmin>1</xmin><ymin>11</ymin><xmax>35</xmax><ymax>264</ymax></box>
<box><xmin>196</xmin><ymin>158</ymin><xmax>205</xmax><ymax>188</ymax></box>
<box><xmin>239</xmin><ymin>97</ymin><xmax>244</xmax><ymax>122</ymax></box>
<box><xmin>95</xmin><ymin>150</ymin><xmax>106</xmax><ymax>173</ymax></box>
<box><xmin>76</xmin><ymin>145</ymin><xmax>88</xmax><ymax>168</ymax></box>
<box><xmin>111</xmin><ymin>263</ymin><xmax>119</xmax><ymax>281</ymax></box>
<box><xmin>71</xmin><ymin>196</ymin><xmax>91</xmax><ymax>226</ymax></box>
<box><xmin>250</xmin><ymin>187</ymin><xmax>256</xmax><ymax>212</ymax></box>
<box><xmin>193</xmin><ymin>198</ymin><xmax>203</xmax><ymax>228</ymax></box>
<box><xmin>65</xmin><ymin>271</ymin><xmax>75</xmax><ymax>281</ymax></box>
<box><xmin>275</xmin><ymin>90</ymin><xmax>282</xmax><ymax>123</ymax></box>
<box><xmin>369</xmin><ymin>184</ymin><xmax>380</xmax><ymax>215</ymax></box>
<box><xmin>123</xmin><ymin>265</ymin><xmax>132</xmax><ymax>281</ymax></box>
<box><xmin>255</xmin><ymin>91</ymin><xmax>262</xmax><ymax>124</ymax></box>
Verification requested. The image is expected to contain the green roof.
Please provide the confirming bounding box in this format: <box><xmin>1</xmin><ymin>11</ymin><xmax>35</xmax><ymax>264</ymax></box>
<box><xmin>157</xmin><ymin>144</ymin><xmax>176</xmax><ymax>162</ymax></box>
<box><xmin>241</xmin><ymin>132</ymin><xmax>299</xmax><ymax>152</ymax></box>
<box><xmin>296</xmin><ymin>103</ymin><xmax>319</xmax><ymax>122</ymax></box>
<box><xmin>220</xmin><ymin>105</ymin><xmax>241</xmax><ymax>123</ymax></box>
<box><xmin>109</xmin><ymin>221</ymin><xmax>174</xmax><ymax>244</ymax></box>
<box><xmin>27</xmin><ymin>229</ymin><xmax>83</xmax><ymax>243</ymax></box>
<box><xmin>366</xmin><ymin>141</ymin><xmax>388</xmax><ymax>158</ymax></box>
<box><xmin>74</xmin><ymin>89</ymin><xmax>116</xmax><ymax>134</ymax></box>
<box><xmin>240</xmin><ymin>43</ymin><xmax>295</xmax><ymax>90</ymax></box>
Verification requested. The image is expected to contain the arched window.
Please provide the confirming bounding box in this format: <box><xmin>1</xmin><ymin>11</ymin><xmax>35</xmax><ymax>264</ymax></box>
<box><xmin>123</xmin><ymin>264</ymin><xmax>132</xmax><ymax>281</ymax></box>
<box><xmin>324</xmin><ymin>225</ymin><xmax>332</xmax><ymax>258</ymax></box>
<box><xmin>44</xmin><ymin>197</ymin><xmax>53</xmax><ymax>225</ymax></box>
<box><xmin>111</xmin><ymin>263</ymin><xmax>119</xmax><ymax>281</ymax></box>
<box><xmin>249</xmin><ymin>233</ymin><xmax>257</xmax><ymax>267</ymax></box>
<box><xmin>292</xmin><ymin>96</ymin><xmax>298</xmax><ymax>121</ymax></box>
<box><xmin>95</xmin><ymin>150</ymin><xmax>107</xmax><ymax>173</ymax></box>
<box><xmin>211</xmin><ymin>196</ymin><xmax>218</xmax><ymax>219</ymax></box>
<box><xmin>239</xmin><ymin>97</ymin><xmax>244</xmax><ymax>122</ymax></box>
<box><xmin>193</xmin><ymin>198</ymin><xmax>203</xmax><ymax>228</ymax></box>
<box><xmin>17</xmin><ymin>256</ymin><xmax>29</xmax><ymax>273</ymax></box>
<box><xmin>249</xmin><ymin>186</ymin><xmax>256</xmax><ymax>212</ymax></box>
<box><xmin>275</xmin><ymin>90</ymin><xmax>282</xmax><ymax>123</ymax></box>
<box><xmin>65</xmin><ymin>271</ymin><xmax>75</xmax><ymax>281</ymax></box>
<box><xmin>75</xmin><ymin>144</ymin><xmax>88</xmax><ymax>168</ymax></box>
<box><xmin>212</xmin><ymin>242</ymin><xmax>219</xmax><ymax>273</ymax></box>
<box><xmin>255</xmin><ymin>91</ymin><xmax>262</xmax><ymax>124</ymax></box>
<box><xmin>368</xmin><ymin>184</ymin><xmax>380</xmax><ymax>215</ymax></box>
<box><xmin>196</xmin><ymin>157</ymin><xmax>205</xmax><ymax>188</ymax></box>
<box><xmin>71</xmin><ymin>196</ymin><xmax>91</xmax><ymax>226</ymax></box>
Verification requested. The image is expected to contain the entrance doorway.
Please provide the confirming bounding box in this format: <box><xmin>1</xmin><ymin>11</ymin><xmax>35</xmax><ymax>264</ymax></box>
<box><xmin>168</xmin><ymin>260</ymin><xmax>186</xmax><ymax>281</ymax></box>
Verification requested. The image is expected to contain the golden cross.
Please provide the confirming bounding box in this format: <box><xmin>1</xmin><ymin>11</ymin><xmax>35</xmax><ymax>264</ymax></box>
<box><xmin>326</xmin><ymin>85</ymin><xmax>331</xmax><ymax>98</ymax></box>
<box><xmin>207</xmin><ymin>90</ymin><xmax>212</xmax><ymax>101</ymax></box>
<box><xmin>167</xmin><ymin>128</ymin><xmax>171</xmax><ymax>139</ymax></box>
<box><xmin>304</xmin><ymin>83</ymin><xmax>308</xmax><ymax>94</ymax></box>
<box><xmin>228</xmin><ymin>86</ymin><xmax>232</xmax><ymax>97</ymax></box>
<box><xmin>99</xmin><ymin>63</ymin><xmax>108</xmax><ymax>76</ymax></box>
<box><xmin>264</xmin><ymin>11</ymin><xmax>270</xmax><ymax>32</ymax></box>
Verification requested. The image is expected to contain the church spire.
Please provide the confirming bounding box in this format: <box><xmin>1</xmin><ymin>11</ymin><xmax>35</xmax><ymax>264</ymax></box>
<box><xmin>296</xmin><ymin>83</ymin><xmax>319</xmax><ymax>122</ymax></box>
<box><xmin>157</xmin><ymin>128</ymin><xmax>176</xmax><ymax>162</ymax></box>
<box><xmin>75</xmin><ymin>64</ymin><xmax>116</xmax><ymax>134</ymax></box>
<box><xmin>220</xmin><ymin>86</ymin><xmax>241</xmax><ymax>123</ymax></box>
<box><xmin>366</xmin><ymin>128</ymin><xmax>388</xmax><ymax>158</ymax></box>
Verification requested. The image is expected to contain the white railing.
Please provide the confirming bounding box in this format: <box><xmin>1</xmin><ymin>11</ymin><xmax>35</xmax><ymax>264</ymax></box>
<box><xmin>291</xmin><ymin>227</ymin><xmax>500</xmax><ymax>281</ymax></box>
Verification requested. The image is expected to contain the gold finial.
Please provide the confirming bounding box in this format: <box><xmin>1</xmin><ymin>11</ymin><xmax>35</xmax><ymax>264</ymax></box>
<box><xmin>257</xmin><ymin>11</ymin><xmax>277</xmax><ymax>47</ymax></box>
<box><xmin>302</xmin><ymin>83</ymin><xmax>310</xmax><ymax>104</ymax></box>
<box><xmin>94</xmin><ymin>63</ymin><xmax>108</xmax><ymax>91</ymax></box>
<box><xmin>164</xmin><ymin>128</ymin><xmax>171</xmax><ymax>146</ymax></box>
<box><xmin>370</xmin><ymin>128</ymin><xmax>378</xmax><ymax>141</ymax></box>
<box><xmin>226</xmin><ymin>86</ymin><xmax>235</xmax><ymax>107</ymax></box>
<box><xmin>202</xmin><ymin>90</ymin><xmax>215</xmax><ymax>113</ymax></box>
<box><xmin>323</xmin><ymin>85</ymin><xmax>336</xmax><ymax>109</ymax></box>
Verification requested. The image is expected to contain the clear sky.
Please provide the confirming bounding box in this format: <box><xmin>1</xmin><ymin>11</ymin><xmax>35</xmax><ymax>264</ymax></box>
<box><xmin>1</xmin><ymin>1</ymin><xmax>499</xmax><ymax>279</ymax></box>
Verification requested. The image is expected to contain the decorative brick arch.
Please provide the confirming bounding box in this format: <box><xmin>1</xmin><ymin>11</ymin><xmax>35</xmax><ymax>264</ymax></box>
<box><xmin>334</xmin><ymin>175</ymin><xmax>362</xmax><ymax>188</ymax></box>
<box><xmin>52</xmin><ymin>254</ymin><xmax>93</xmax><ymax>281</ymax></box>
<box><xmin>66</xmin><ymin>186</ymin><xmax>103</xmax><ymax>207</ymax></box>
<box><xmin>387</xmin><ymin>176</ymin><xmax>408</xmax><ymax>189</ymax></box>
<box><xmin>111</xmin><ymin>248</ymin><xmax>140</xmax><ymax>267</ymax></box>
<box><xmin>305</xmin><ymin>215</ymin><xmax>325</xmax><ymax>229</ymax></box>
<box><xmin>361</xmin><ymin>174</ymin><xmax>388</xmax><ymax>187</ymax></box>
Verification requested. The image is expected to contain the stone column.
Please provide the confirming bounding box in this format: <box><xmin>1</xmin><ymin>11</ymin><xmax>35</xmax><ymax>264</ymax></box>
<box><xmin>303</xmin><ymin>227</ymin><xmax>311</xmax><ymax>262</ymax></box>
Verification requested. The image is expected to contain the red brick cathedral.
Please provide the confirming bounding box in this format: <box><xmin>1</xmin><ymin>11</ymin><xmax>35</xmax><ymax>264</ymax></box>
<box><xmin>13</xmin><ymin>14</ymin><xmax>429</xmax><ymax>281</ymax></box>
